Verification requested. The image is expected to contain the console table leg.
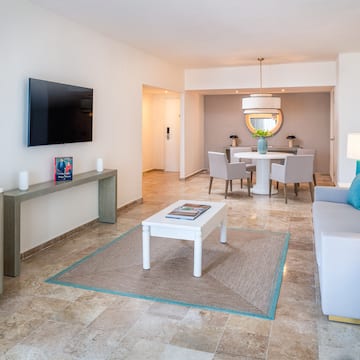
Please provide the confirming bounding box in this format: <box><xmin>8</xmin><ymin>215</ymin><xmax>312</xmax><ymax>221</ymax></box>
<box><xmin>99</xmin><ymin>175</ymin><xmax>117</xmax><ymax>223</ymax></box>
<box><xmin>4</xmin><ymin>197</ymin><xmax>20</xmax><ymax>277</ymax></box>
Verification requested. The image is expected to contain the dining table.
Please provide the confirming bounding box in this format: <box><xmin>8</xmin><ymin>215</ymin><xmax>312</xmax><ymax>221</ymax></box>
<box><xmin>233</xmin><ymin>151</ymin><xmax>294</xmax><ymax>195</ymax></box>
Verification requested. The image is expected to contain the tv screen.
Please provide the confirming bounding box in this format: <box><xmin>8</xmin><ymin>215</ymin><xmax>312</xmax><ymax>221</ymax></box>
<box><xmin>28</xmin><ymin>78</ymin><xmax>93</xmax><ymax>146</ymax></box>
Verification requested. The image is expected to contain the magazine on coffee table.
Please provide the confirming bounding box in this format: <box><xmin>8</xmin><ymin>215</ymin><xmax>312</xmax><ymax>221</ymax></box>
<box><xmin>166</xmin><ymin>203</ymin><xmax>211</xmax><ymax>220</ymax></box>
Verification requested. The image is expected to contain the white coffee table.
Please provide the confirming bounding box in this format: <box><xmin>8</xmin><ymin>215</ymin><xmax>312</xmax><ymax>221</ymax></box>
<box><xmin>142</xmin><ymin>200</ymin><xmax>227</xmax><ymax>277</ymax></box>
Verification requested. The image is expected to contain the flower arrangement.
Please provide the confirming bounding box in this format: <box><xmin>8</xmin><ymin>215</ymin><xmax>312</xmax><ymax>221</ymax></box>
<box><xmin>252</xmin><ymin>129</ymin><xmax>272</xmax><ymax>138</ymax></box>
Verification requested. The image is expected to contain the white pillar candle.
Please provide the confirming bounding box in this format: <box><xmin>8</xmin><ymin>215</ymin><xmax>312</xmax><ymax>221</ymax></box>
<box><xmin>18</xmin><ymin>171</ymin><xmax>29</xmax><ymax>191</ymax></box>
<box><xmin>96</xmin><ymin>158</ymin><xmax>103</xmax><ymax>172</ymax></box>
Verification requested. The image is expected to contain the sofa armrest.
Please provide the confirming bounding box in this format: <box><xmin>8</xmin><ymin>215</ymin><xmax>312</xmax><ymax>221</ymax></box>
<box><xmin>314</xmin><ymin>186</ymin><xmax>348</xmax><ymax>203</ymax></box>
<box><xmin>320</xmin><ymin>231</ymin><xmax>360</xmax><ymax>318</ymax></box>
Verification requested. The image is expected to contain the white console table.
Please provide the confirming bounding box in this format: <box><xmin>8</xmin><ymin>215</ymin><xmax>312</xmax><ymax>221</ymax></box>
<box><xmin>4</xmin><ymin>169</ymin><xmax>117</xmax><ymax>277</ymax></box>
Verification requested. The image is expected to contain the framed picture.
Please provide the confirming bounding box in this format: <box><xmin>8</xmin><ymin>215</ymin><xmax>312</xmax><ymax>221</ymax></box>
<box><xmin>54</xmin><ymin>157</ymin><xmax>73</xmax><ymax>182</ymax></box>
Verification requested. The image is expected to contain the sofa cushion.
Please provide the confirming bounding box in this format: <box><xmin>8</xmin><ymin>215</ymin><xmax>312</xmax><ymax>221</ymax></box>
<box><xmin>348</xmin><ymin>174</ymin><xmax>360</xmax><ymax>210</ymax></box>
<box><xmin>313</xmin><ymin>201</ymin><xmax>360</xmax><ymax>233</ymax></box>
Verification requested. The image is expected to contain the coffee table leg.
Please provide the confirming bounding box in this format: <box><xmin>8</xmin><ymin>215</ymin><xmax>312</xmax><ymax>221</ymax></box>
<box><xmin>220</xmin><ymin>217</ymin><xmax>227</xmax><ymax>244</ymax></box>
<box><xmin>193</xmin><ymin>232</ymin><xmax>202</xmax><ymax>277</ymax></box>
<box><xmin>142</xmin><ymin>225</ymin><xmax>150</xmax><ymax>270</ymax></box>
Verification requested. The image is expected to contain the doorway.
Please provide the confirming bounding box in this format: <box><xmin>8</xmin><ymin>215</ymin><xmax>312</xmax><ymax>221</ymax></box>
<box><xmin>142</xmin><ymin>86</ymin><xmax>181</xmax><ymax>173</ymax></box>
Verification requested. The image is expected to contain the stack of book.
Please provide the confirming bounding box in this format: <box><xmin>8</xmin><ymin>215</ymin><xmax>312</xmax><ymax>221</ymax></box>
<box><xmin>166</xmin><ymin>203</ymin><xmax>211</xmax><ymax>220</ymax></box>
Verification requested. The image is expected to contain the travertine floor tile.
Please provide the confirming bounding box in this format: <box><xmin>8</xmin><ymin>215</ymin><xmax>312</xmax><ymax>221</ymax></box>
<box><xmin>1</xmin><ymin>170</ymin><xmax>357</xmax><ymax>359</ymax></box>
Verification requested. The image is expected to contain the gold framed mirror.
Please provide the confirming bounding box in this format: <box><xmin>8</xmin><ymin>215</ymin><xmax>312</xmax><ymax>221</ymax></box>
<box><xmin>245</xmin><ymin>112</ymin><xmax>283</xmax><ymax>135</ymax></box>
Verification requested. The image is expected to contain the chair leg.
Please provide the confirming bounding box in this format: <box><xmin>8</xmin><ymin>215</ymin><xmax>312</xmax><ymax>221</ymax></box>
<box><xmin>284</xmin><ymin>183</ymin><xmax>288</xmax><ymax>204</ymax></box>
<box><xmin>269</xmin><ymin>179</ymin><xmax>272</xmax><ymax>198</ymax></box>
<box><xmin>294</xmin><ymin>183</ymin><xmax>299</xmax><ymax>196</ymax></box>
<box><xmin>225</xmin><ymin>180</ymin><xmax>229</xmax><ymax>199</ymax></box>
<box><xmin>276</xmin><ymin>181</ymin><xmax>279</xmax><ymax>190</ymax></box>
<box><xmin>247</xmin><ymin>178</ymin><xmax>251</xmax><ymax>197</ymax></box>
<box><xmin>208</xmin><ymin>177</ymin><xmax>213</xmax><ymax>194</ymax></box>
<box><xmin>313</xmin><ymin>173</ymin><xmax>317</xmax><ymax>186</ymax></box>
<box><xmin>241</xmin><ymin>179</ymin><xmax>243</xmax><ymax>188</ymax></box>
<box><xmin>309</xmin><ymin>182</ymin><xmax>314</xmax><ymax>202</ymax></box>
<box><xmin>230</xmin><ymin>180</ymin><xmax>232</xmax><ymax>192</ymax></box>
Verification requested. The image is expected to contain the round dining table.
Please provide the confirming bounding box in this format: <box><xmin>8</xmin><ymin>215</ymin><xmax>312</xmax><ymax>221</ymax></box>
<box><xmin>233</xmin><ymin>151</ymin><xmax>294</xmax><ymax>195</ymax></box>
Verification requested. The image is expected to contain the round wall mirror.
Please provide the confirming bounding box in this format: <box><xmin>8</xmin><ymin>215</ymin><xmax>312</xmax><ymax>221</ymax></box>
<box><xmin>245</xmin><ymin>112</ymin><xmax>283</xmax><ymax>135</ymax></box>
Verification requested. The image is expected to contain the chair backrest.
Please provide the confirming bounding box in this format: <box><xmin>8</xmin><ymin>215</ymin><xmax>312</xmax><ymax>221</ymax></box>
<box><xmin>284</xmin><ymin>155</ymin><xmax>314</xmax><ymax>182</ymax></box>
<box><xmin>208</xmin><ymin>151</ymin><xmax>228</xmax><ymax>178</ymax></box>
<box><xmin>297</xmin><ymin>148</ymin><xmax>316</xmax><ymax>172</ymax></box>
<box><xmin>229</xmin><ymin>146</ymin><xmax>253</xmax><ymax>163</ymax></box>
<box><xmin>297</xmin><ymin>148</ymin><xmax>316</xmax><ymax>156</ymax></box>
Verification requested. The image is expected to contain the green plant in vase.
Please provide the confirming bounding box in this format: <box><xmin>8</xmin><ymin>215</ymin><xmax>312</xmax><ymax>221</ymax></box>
<box><xmin>252</xmin><ymin>129</ymin><xmax>272</xmax><ymax>154</ymax></box>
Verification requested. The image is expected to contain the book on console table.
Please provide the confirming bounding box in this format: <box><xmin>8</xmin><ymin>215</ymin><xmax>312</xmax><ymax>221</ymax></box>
<box><xmin>166</xmin><ymin>203</ymin><xmax>211</xmax><ymax>220</ymax></box>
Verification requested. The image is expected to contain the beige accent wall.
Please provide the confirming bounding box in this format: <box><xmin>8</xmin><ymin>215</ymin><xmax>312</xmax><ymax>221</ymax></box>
<box><xmin>204</xmin><ymin>93</ymin><xmax>330</xmax><ymax>173</ymax></box>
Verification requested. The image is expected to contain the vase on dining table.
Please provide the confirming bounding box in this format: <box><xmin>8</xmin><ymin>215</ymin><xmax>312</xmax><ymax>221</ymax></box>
<box><xmin>257</xmin><ymin>136</ymin><xmax>268</xmax><ymax>154</ymax></box>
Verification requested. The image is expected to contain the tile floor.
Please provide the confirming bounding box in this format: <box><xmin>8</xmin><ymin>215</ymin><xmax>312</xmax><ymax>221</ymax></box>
<box><xmin>1</xmin><ymin>170</ymin><xmax>360</xmax><ymax>359</ymax></box>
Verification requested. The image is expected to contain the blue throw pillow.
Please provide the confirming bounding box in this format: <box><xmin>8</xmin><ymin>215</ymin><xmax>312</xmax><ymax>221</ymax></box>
<box><xmin>347</xmin><ymin>174</ymin><xmax>360</xmax><ymax>210</ymax></box>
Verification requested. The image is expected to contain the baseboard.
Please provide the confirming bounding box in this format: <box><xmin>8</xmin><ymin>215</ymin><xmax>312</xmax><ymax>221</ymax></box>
<box><xmin>21</xmin><ymin>198</ymin><xmax>143</xmax><ymax>260</ymax></box>
<box><xmin>182</xmin><ymin>169</ymin><xmax>207</xmax><ymax>180</ymax></box>
<box><xmin>328</xmin><ymin>315</ymin><xmax>360</xmax><ymax>325</ymax></box>
<box><xmin>21</xmin><ymin>219</ymin><xmax>99</xmax><ymax>260</ymax></box>
<box><xmin>117</xmin><ymin>198</ymin><xmax>143</xmax><ymax>215</ymax></box>
<box><xmin>143</xmin><ymin>168</ymin><xmax>164</xmax><ymax>173</ymax></box>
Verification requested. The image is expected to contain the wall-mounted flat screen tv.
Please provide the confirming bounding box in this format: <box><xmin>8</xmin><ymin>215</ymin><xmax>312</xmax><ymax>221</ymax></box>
<box><xmin>28</xmin><ymin>78</ymin><xmax>93</xmax><ymax>146</ymax></box>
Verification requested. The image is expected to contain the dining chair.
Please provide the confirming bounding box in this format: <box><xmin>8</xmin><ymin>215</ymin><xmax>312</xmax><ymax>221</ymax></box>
<box><xmin>229</xmin><ymin>146</ymin><xmax>256</xmax><ymax>187</ymax></box>
<box><xmin>269</xmin><ymin>155</ymin><xmax>314</xmax><ymax>203</ymax></box>
<box><xmin>208</xmin><ymin>151</ymin><xmax>251</xmax><ymax>199</ymax></box>
<box><xmin>297</xmin><ymin>148</ymin><xmax>317</xmax><ymax>185</ymax></box>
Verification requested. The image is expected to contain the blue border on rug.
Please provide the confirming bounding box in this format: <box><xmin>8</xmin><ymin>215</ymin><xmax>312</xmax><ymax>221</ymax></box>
<box><xmin>46</xmin><ymin>226</ymin><xmax>290</xmax><ymax>320</ymax></box>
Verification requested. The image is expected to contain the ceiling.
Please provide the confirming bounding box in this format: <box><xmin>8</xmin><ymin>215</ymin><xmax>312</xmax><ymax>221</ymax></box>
<box><xmin>30</xmin><ymin>0</ymin><xmax>360</xmax><ymax>68</ymax></box>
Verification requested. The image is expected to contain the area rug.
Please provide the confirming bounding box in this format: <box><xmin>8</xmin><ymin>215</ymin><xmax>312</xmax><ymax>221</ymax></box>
<box><xmin>46</xmin><ymin>226</ymin><xmax>289</xmax><ymax>319</ymax></box>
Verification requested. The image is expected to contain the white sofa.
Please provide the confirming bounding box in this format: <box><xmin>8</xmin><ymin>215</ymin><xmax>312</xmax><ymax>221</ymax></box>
<box><xmin>312</xmin><ymin>186</ymin><xmax>360</xmax><ymax>320</ymax></box>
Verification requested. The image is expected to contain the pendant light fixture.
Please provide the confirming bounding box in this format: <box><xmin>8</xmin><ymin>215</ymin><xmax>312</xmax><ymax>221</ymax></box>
<box><xmin>242</xmin><ymin>57</ymin><xmax>281</xmax><ymax>114</ymax></box>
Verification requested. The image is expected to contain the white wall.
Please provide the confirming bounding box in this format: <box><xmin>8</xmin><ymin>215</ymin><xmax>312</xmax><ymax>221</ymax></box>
<box><xmin>142</xmin><ymin>93</ymin><xmax>165</xmax><ymax>172</ymax></box>
<box><xmin>185</xmin><ymin>62</ymin><xmax>336</xmax><ymax>90</ymax></box>
<box><xmin>181</xmin><ymin>92</ymin><xmax>205</xmax><ymax>178</ymax></box>
<box><xmin>142</xmin><ymin>93</ymin><xmax>154</xmax><ymax>172</ymax></box>
<box><xmin>1</xmin><ymin>0</ymin><xmax>183</xmax><ymax>252</ymax></box>
<box><xmin>336</xmin><ymin>53</ymin><xmax>360</xmax><ymax>186</ymax></box>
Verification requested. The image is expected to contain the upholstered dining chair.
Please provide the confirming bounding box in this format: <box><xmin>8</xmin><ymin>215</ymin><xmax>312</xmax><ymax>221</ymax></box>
<box><xmin>297</xmin><ymin>148</ymin><xmax>317</xmax><ymax>185</ymax></box>
<box><xmin>269</xmin><ymin>155</ymin><xmax>314</xmax><ymax>204</ymax></box>
<box><xmin>208</xmin><ymin>151</ymin><xmax>251</xmax><ymax>199</ymax></box>
<box><xmin>229</xmin><ymin>146</ymin><xmax>256</xmax><ymax>187</ymax></box>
